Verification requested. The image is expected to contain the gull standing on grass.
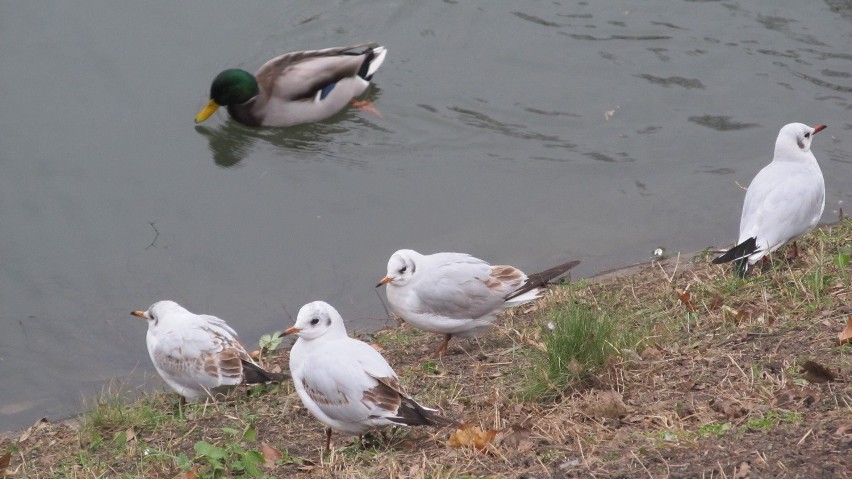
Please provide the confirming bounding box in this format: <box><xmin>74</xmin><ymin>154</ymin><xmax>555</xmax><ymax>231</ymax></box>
<box><xmin>712</xmin><ymin>123</ymin><xmax>827</xmax><ymax>276</ymax></box>
<box><xmin>284</xmin><ymin>301</ymin><xmax>453</xmax><ymax>451</ymax></box>
<box><xmin>377</xmin><ymin>249</ymin><xmax>580</xmax><ymax>357</ymax></box>
<box><xmin>131</xmin><ymin>300</ymin><xmax>287</xmax><ymax>402</ymax></box>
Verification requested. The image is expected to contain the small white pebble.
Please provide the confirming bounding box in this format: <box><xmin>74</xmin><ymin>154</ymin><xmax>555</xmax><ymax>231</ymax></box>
<box><xmin>547</xmin><ymin>321</ymin><xmax>555</xmax><ymax>331</ymax></box>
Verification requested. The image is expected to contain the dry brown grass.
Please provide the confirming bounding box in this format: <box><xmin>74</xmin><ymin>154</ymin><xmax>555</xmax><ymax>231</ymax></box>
<box><xmin>2</xmin><ymin>221</ymin><xmax>851</xmax><ymax>478</ymax></box>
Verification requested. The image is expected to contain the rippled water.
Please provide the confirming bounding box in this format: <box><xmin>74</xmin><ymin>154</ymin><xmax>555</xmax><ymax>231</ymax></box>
<box><xmin>0</xmin><ymin>0</ymin><xmax>849</xmax><ymax>430</ymax></box>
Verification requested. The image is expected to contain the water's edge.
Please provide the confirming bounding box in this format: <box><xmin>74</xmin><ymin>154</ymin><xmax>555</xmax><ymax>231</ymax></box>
<box><xmin>0</xmin><ymin>249</ymin><xmax>711</xmax><ymax>440</ymax></box>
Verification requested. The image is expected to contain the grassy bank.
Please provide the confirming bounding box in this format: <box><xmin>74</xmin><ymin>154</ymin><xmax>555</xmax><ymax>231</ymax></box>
<box><xmin>2</xmin><ymin>221</ymin><xmax>851</xmax><ymax>478</ymax></box>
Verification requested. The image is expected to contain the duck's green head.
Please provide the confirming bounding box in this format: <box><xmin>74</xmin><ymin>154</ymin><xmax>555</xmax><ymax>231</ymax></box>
<box><xmin>194</xmin><ymin>69</ymin><xmax>260</xmax><ymax>123</ymax></box>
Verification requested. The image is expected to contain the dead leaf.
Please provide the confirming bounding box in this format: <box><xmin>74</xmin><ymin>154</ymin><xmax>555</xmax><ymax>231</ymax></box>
<box><xmin>18</xmin><ymin>418</ymin><xmax>48</xmax><ymax>443</ymax></box>
<box><xmin>733</xmin><ymin>461</ymin><xmax>751</xmax><ymax>479</ymax></box>
<box><xmin>498</xmin><ymin>423</ymin><xmax>531</xmax><ymax>449</ymax></box>
<box><xmin>834</xmin><ymin>424</ymin><xmax>852</xmax><ymax>438</ymax></box>
<box><xmin>261</xmin><ymin>442</ymin><xmax>283</xmax><ymax>468</ymax></box>
<box><xmin>640</xmin><ymin>346</ymin><xmax>663</xmax><ymax>360</ymax></box>
<box><xmin>18</xmin><ymin>427</ymin><xmax>33</xmax><ymax>443</ymax></box>
<box><xmin>708</xmin><ymin>294</ymin><xmax>724</xmax><ymax>311</ymax></box>
<box><xmin>408</xmin><ymin>464</ymin><xmax>421</xmax><ymax>477</ymax></box>
<box><xmin>709</xmin><ymin>398</ymin><xmax>747</xmax><ymax>419</ymax></box>
<box><xmin>838</xmin><ymin>317</ymin><xmax>852</xmax><ymax>345</ymax></box>
<box><xmin>738</xmin><ymin>304</ymin><xmax>763</xmax><ymax>322</ymax></box>
<box><xmin>621</xmin><ymin>348</ymin><xmax>642</xmax><ymax>361</ymax></box>
<box><xmin>774</xmin><ymin>386</ymin><xmax>820</xmax><ymax>408</ymax></box>
<box><xmin>800</xmin><ymin>360</ymin><xmax>835</xmax><ymax>383</ymax></box>
<box><xmin>582</xmin><ymin>390</ymin><xmax>628</xmax><ymax>418</ymax></box>
<box><xmin>172</xmin><ymin>468</ymin><xmax>199</xmax><ymax>479</ymax></box>
<box><xmin>369</xmin><ymin>343</ymin><xmax>386</xmax><ymax>354</ymax></box>
<box><xmin>675</xmin><ymin>288</ymin><xmax>697</xmax><ymax>312</ymax></box>
<box><xmin>447</xmin><ymin>423</ymin><xmax>497</xmax><ymax>451</ymax></box>
<box><xmin>0</xmin><ymin>451</ymin><xmax>11</xmax><ymax>469</ymax></box>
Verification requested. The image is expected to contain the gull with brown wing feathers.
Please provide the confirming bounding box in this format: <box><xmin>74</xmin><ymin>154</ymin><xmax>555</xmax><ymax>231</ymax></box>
<box><xmin>284</xmin><ymin>301</ymin><xmax>453</xmax><ymax>451</ymax></box>
<box><xmin>131</xmin><ymin>301</ymin><xmax>286</xmax><ymax>401</ymax></box>
<box><xmin>377</xmin><ymin>249</ymin><xmax>580</xmax><ymax>357</ymax></box>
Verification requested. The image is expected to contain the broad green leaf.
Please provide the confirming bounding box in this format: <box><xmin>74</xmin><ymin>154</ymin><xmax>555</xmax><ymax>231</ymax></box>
<box><xmin>243</xmin><ymin>425</ymin><xmax>257</xmax><ymax>442</ymax></box>
<box><xmin>194</xmin><ymin>441</ymin><xmax>227</xmax><ymax>460</ymax></box>
<box><xmin>243</xmin><ymin>450</ymin><xmax>265</xmax><ymax>477</ymax></box>
<box><xmin>177</xmin><ymin>452</ymin><xmax>191</xmax><ymax>470</ymax></box>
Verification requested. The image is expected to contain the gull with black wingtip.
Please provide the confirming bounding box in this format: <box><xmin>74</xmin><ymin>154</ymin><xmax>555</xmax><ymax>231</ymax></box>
<box><xmin>131</xmin><ymin>300</ymin><xmax>287</xmax><ymax>402</ymax></box>
<box><xmin>713</xmin><ymin>123</ymin><xmax>827</xmax><ymax>276</ymax></box>
<box><xmin>377</xmin><ymin>249</ymin><xmax>580</xmax><ymax>357</ymax></box>
<box><xmin>284</xmin><ymin>301</ymin><xmax>453</xmax><ymax>451</ymax></box>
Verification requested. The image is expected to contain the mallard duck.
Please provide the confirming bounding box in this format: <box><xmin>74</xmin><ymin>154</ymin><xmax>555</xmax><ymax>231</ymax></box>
<box><xmin>194</xmin><ymin>43</ymin><xmax>387</xmax><ymax>127</ymax></box>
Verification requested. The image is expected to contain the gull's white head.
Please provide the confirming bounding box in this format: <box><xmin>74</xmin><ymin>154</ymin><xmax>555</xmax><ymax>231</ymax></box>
<box><xmin>378</xmin><ymin>249</ymin><xmax>421</xmax><ymax>287</ymax></box>
<box><xmin>775</xmin><ymin>122</ymin><xmax>826</xmax><ymax>160</ymax></box>
<box><xmin>284</xmin><ymin>301</ymin><xmax>348</xmax><ymax>341</ymax></box>
<box><xmin>131</xmin><ymin>300</ymin><xmax>189</xmax><ymax>327</ymax></box>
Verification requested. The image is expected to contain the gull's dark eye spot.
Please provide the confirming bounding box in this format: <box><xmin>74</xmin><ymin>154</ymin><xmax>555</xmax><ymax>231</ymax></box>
<box><xmin>398</xmin><ymin>266</ymin><xmax>407</xmax><ymax>274</ymax></box>
<box><xmin>310</xmin><ymin>317</ymin><xmax>320</xmax><ymax>326</ymax></box>
<box><xmin>805</xmin><ymin>132</ymin><xmax>811</xmax><ymax>138</ymax></box>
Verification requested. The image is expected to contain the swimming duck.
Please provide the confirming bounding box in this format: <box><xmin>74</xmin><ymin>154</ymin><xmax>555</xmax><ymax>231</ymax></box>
<box><xmin>195</xmin><ymin>43</ymin><xmax>387</xmax><ymax>127</ymax></box>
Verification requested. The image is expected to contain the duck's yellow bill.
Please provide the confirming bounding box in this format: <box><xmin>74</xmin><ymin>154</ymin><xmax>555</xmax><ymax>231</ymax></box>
<box><xmin>194</xmin><ymin>99</ymin><xmax>221</xmax><ymax>123</ymax></box>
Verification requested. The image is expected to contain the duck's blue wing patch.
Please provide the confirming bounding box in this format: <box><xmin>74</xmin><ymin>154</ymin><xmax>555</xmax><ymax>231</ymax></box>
<box><xmin>319</xmin><ymin>82</ymin><xmax>337</xmax><ymax>100</ymax></box>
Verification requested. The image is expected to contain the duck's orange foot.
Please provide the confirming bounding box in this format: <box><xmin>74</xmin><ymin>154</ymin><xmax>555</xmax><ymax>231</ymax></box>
<box><xmin>349</xmin><ymin>99</ymin><xmax>383</xmax><ymax>118</ymax></box>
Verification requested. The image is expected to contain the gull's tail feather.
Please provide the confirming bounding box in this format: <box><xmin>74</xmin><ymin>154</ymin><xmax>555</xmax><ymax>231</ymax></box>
<box><xmin>392</xmin><ymin>395</ymin><xmax>459</xmax><ymax>429</ymax></box>
<box><xmin>241</xmin><ymin>359</ymin><xmax>289</xmax><ymax>384</ymax></box>
<box><xmin>504</xmin><ymin>259</ymin><xmax>581</xmax><ymax>302</ymax></box>
<box><xmin>711</xmin><ymin>237</ymin><xmax>759</xmax><ymax>278</ymax></box>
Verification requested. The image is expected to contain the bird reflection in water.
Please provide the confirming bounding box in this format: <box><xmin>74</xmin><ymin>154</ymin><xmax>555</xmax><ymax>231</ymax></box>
<box><xmin>194</xmin><ymin>87</ymin><xmax>382</xmax><ymax>169</ymax></box>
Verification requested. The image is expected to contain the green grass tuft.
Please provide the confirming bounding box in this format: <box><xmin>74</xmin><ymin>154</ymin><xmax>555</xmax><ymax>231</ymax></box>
<box><xmin>79</xmin><ymin>386</ymin><xmax>173</xmax><ymax>450</ymax></box>
<box><xmin>521</xmin><ymin>301</ymin><xmax>624</xmax><ymax>401</ymax></box>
